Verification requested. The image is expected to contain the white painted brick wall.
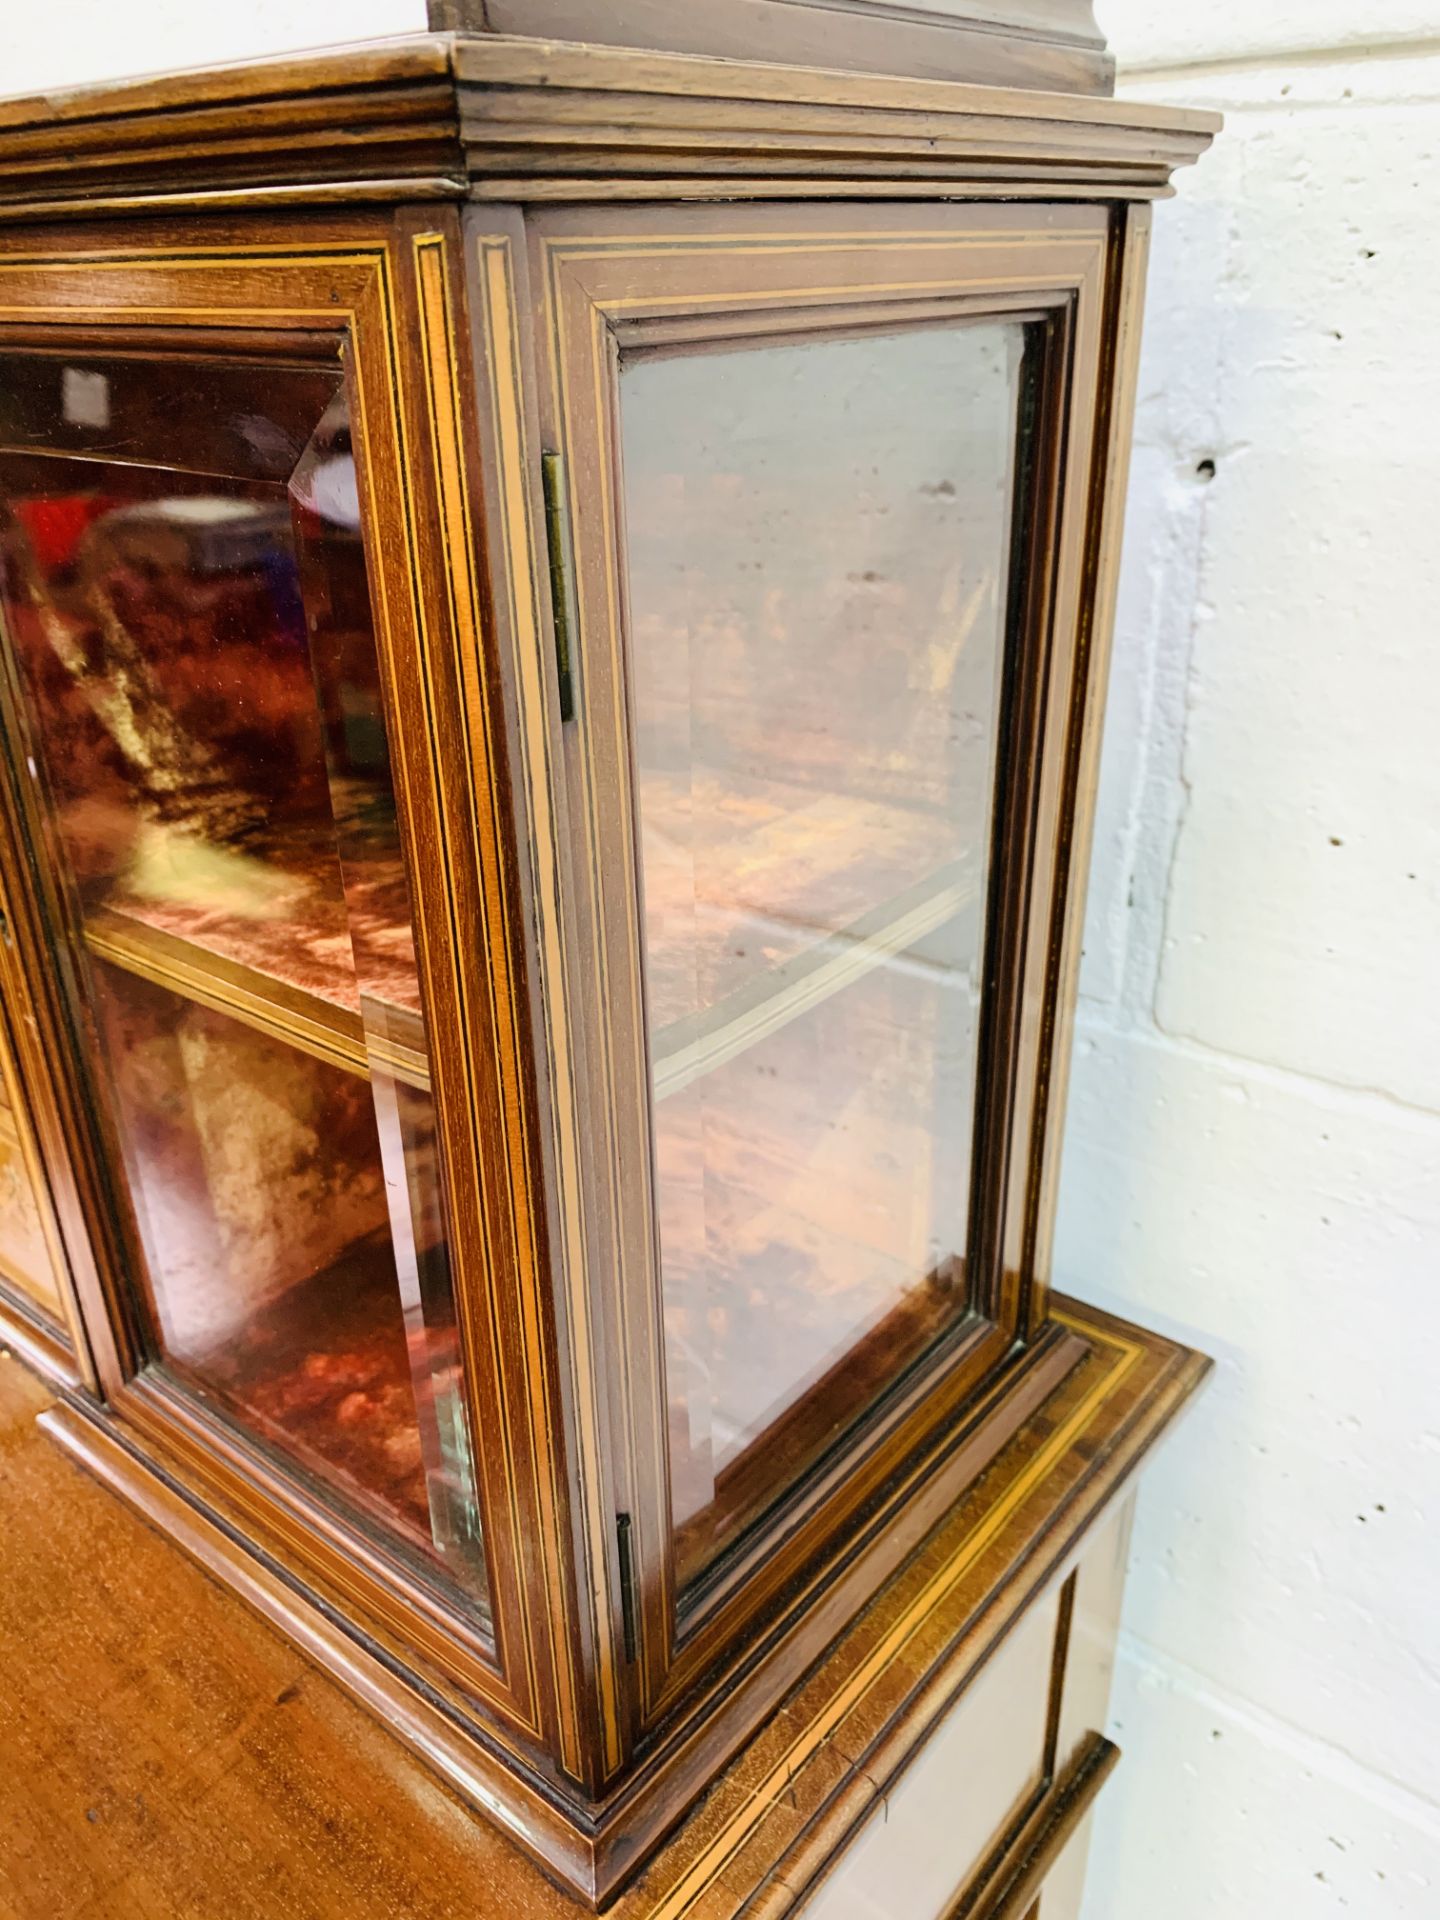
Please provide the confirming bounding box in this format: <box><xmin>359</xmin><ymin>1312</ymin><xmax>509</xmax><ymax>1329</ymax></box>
<box><xmin>7</xmin><ymin>7</ymin><xmax>1435</xmax><ymax>1917</ymax></box>
<box><xmin>1072</xmin><ymin>10</ymin><xmax>1440</xmax><ymax>1915</ymax></box>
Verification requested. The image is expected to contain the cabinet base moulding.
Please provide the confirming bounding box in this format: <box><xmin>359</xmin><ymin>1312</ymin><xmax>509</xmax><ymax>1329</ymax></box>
<box><xmin>0</xmin><ymin>1286</ymin><xmax>82</xmax><ymax>1392</ymax></box>
<box><xmin>39</xmin><ymin>1295</ymin><xmax>1207</xmax><ymax>1912</ymax></box>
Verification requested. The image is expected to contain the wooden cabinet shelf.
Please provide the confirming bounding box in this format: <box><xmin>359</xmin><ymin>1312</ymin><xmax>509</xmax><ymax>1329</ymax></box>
<box><xmin>78</xmin><ymin>775</ymin><xmax>975</xmax><ymax>1111</ymax></box>
<box><xmin>653</xmin><ymin>861</ymin><xmax>977</xmax><ymax>1098</ymax></box>
<box><xmin>644</xmin><ymin>763</ymin><xmax>983</xmax><ymax>1100</ymax></box>
<box><xmin>83</xmin><ymin>905</ymin><xmax>430</xmax><ymax>1089</ymax></box>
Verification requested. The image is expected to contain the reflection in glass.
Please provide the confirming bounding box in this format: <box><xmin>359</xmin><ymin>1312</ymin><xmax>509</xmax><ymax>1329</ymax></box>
<box><xmin>0</xmin><ymin>1072</ymin><xmax>63</xmax><ymax>1322</ymax></box>
<box><xmin>620</xmin><ymin>322</ymin><xmax>1027</xmax><ymax>1583</ymax></box>
<box><xmin>0</xmin><ymin>353</ymin><xmax>484</xmax><ymax>1598</ymax></box>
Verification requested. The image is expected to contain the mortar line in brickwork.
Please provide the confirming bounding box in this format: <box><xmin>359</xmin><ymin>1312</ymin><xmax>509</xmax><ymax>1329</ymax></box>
<box><xmin>1073</xmin><ymin>1008</ymin><xmax>1440</xmax><ymax>1133</ymax></box>
<box><xmin>1120</xmin><ymin>33</ymin><xmax>1440</xmax><ymax>84</ymax></box>
<box><xmin>1114</xmin><ymin>1630</ymin><xmax>1440</xmax><ymax>1835</ymax></box>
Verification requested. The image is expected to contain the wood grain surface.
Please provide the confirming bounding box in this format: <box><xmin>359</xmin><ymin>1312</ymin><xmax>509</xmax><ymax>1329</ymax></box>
<box><xmin>0</xmin><ymin>35</ymin><xmax>1217</xmax><ymax>222</ymax></box>
<box><xmin>0</xmin><ymin>1353</ymin><xmax>524</xmax><ymax>1920</ymax></box>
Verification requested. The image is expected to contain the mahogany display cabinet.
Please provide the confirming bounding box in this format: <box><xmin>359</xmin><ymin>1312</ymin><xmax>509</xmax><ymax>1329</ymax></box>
<box><xmin>0</xmin><ymin>9</ymin><xmax>1217</xmax><ymax>1914</ymax></box>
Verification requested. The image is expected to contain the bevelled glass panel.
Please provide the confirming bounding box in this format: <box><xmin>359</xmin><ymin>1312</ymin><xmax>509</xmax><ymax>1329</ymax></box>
<box><xmin>619</xmin><ymin>321</ymin><xmax>1027</xmax><ymax>1586</ymax></box>
<box><xmin>0</xmin><ymin>352</ymin><xmax>485</xmax><ymax>1604</ymax></box>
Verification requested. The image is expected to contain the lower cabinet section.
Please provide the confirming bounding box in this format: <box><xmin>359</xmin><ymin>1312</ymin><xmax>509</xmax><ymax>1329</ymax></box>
<box><xmin>797</xmin><ymin>1495</ymin><xmax>1133</xmax><ymax>1920</ymax></box>
<box><xmin>803</xmin><ymin>1591</ymin><xmax>1062</xmax><ymax>1920</ymax></box>
<box><xmin>1030</xmin><ymin>1800</ymin><xmax>1106</xmax><ymax>1920</ymax></box>
<box><xmin>959</xmin><ymin>1737</ymin><xmax>1118</xmax><ymax>1920</ymax></box>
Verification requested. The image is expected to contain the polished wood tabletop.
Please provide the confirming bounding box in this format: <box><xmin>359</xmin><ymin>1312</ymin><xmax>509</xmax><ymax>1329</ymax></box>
<box><xmin>0</xmin><ymin>1350</ymin><xmax>540</xmax><ymax>1920</ymax></box>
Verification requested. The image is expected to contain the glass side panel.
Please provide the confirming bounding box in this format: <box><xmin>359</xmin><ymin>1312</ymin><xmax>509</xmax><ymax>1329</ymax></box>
<box><xmin>0</xmin><ymin>352</ymin><xmax>485</xmax><ymax>1603</ymax></box>
<box><xmin>619</xmin><ymin>321</ymin><xmax>1027</xmax><ymax>1586</ymax></box>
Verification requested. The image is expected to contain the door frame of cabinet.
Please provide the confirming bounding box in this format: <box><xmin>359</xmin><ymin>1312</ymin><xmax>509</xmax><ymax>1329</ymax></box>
<box><xmin>0</xmin><ymin>211</ymin><xmax>593</xmax><ymax>1783</ymax></box>
<box><xmin>493</xmin><ymin>200</ymin><xmax>1119</xmax><ymax>1759</ymax></box>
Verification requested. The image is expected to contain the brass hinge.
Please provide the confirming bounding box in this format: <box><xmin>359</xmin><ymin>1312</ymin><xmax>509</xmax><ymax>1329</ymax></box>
<box><xmin>540</xmin><ymin>450</ymin><xmax>576</xmax><ymax>723</ymax></box>
<box><xmin>615</xmin><ymin>1512</ymin><xmax>639</xmax><ymax>1663</ymax></box>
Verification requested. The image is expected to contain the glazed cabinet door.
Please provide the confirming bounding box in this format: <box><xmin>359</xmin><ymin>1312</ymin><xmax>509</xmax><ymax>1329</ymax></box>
<box><xmin>522</xmin><ymin>203</ymin><xmax>1114</xmax><ymax>1742</ymax></box>
<box><xmin>0</xmin><ymin>220</ymin><xmax>569</xmax><ymax>1766</ymax></box>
